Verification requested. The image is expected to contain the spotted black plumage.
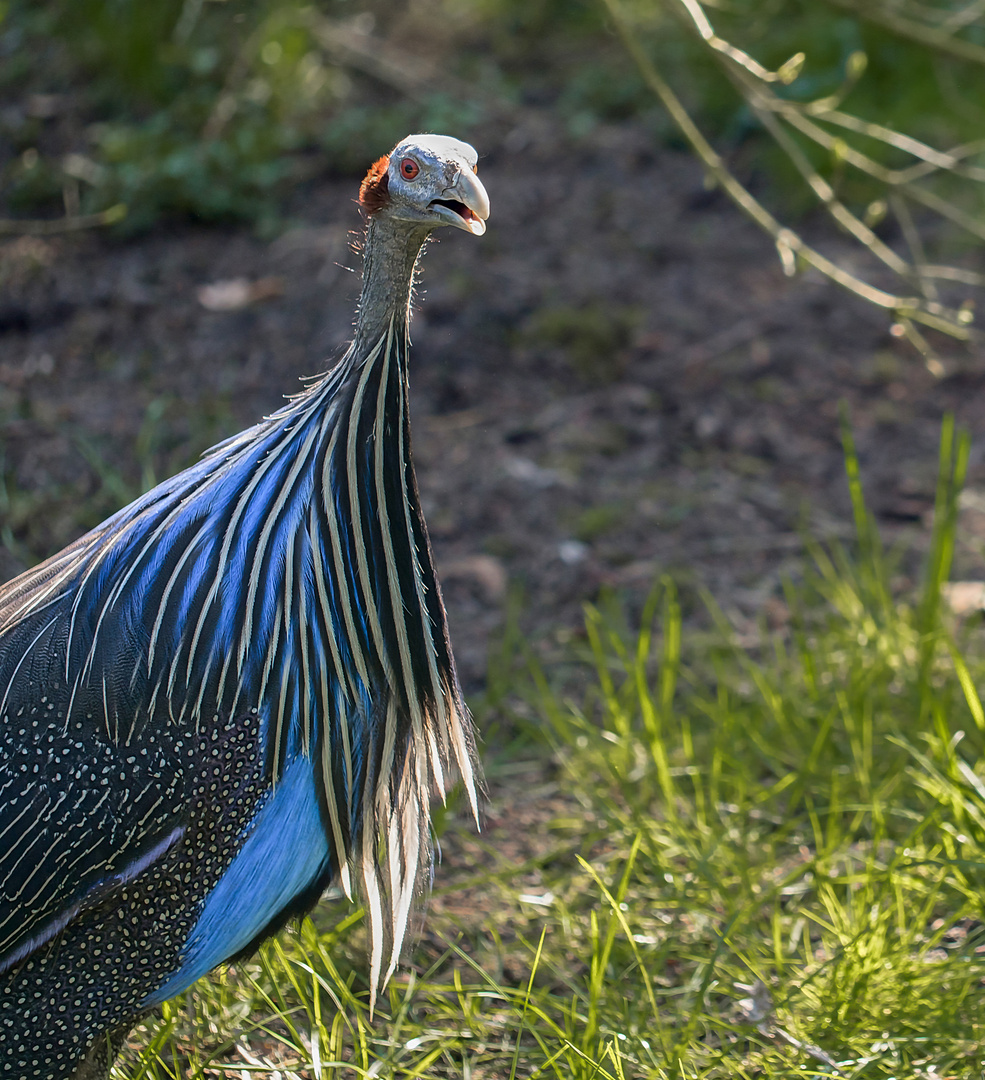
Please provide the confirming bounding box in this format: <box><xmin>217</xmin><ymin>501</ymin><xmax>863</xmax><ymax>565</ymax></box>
<box><xmin>0</xmin><ymin>134</ymin><xmax>488</xmax><ymax>1080</ymax></box>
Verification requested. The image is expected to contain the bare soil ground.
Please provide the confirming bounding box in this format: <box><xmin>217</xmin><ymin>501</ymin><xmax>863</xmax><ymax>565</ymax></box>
<box><xmin>3</xmin><ymin>115</ymin><xmax>985</xmax><ymax>701</ymax></box>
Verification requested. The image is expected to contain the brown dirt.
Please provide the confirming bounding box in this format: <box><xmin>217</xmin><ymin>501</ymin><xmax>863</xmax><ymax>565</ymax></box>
<box><xmin>7</xmin><ymin>103</ymin><xmax>985</xmax><ymax>1080</ymax></box>
<box><xmin>3</xmin><ymin>115</ymin><xmax>985</xmax><ymax>703</ymax></box>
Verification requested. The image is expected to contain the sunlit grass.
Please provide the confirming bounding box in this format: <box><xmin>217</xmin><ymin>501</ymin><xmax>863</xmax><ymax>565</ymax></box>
<box><xmin>115</xmin><ymin>418</ymin><xmax>985</xmax><ymax>1078</ymax></box>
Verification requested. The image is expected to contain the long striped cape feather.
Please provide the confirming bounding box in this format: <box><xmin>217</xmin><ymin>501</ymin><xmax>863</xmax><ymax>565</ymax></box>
<box><xmin>0</xmin><ymin>315</ymin><xmax>479</xmax><ymax>1000</ymax></box>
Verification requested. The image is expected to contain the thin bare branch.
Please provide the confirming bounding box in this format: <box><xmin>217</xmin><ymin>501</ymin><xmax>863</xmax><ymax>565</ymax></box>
<box><xmin>0</xmin><ymin>203</ymin><xmax>127</xmax><ymax>237</ymax></box>
<box><xmin>942</xmin><ymin>0</ymin><xmax>985</xmax><ymax>32</ymax></box>
<box><xmin>600</xmin><ymin>0</ymin><xmax>940</xmax><ymax>318</ymax></box>
<box><xmin>746</xmin><ymin>93</ymin><xmax>912</xmax><ymax>281</ymax></box>
<box><xmin>894</xmin><ymin>140</ymin><xmax>985</xmax><ymax>185</ymax></box>
<box><xmin>921</xmin><ymin>265</ymin><xmax>985</xmax><ymax>287</ymax></box>
<box><xmin>601</xmin><ymin>0</ymin><xmax>980</xmax><ymax>340</ymax></box>
<box><xmin>822</xmin><ymin>0</ymin><xmax>985</xmax><ymax>66</ymax></box>
<box><xmin>727</xmin><ymin>61</ymin><xmax>985</xmax><ymax>193</ymax></box>
<box><xmin>806</xmin><ymin>110</ymin><xmax>985</xmax><ymax>177</ymax></box>
<box><xmin>756</xmin><ymin>94</ymin><xmax>985</xmax><ymax>246</ymax></box>
<box><xmin>676</xmin><ymin>0</ymin><xmax>802</xmax><ymax>83</ymax></box>
<box><xmin>903</xmin><ymin>182</ymin><xmax>985</xmax><ymax>244</ymax></box>
<box><xmin>889</xmin><ymin>192</ymin><xmax>938</xmax><ymax>302</ymax></box>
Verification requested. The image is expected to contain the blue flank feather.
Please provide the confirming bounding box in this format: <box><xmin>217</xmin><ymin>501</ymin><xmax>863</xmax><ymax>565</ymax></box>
<box><xmin>145</xmin><ymin>750</ymin><xmax>332</xmax><ymax>1007</ymax></box>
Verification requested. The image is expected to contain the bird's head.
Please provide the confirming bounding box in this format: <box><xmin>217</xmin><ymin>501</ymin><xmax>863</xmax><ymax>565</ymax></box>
<box><xmin>359</xmin><ymin>134</ymin><xmax>489</xmax><ymax>237</ymax></box>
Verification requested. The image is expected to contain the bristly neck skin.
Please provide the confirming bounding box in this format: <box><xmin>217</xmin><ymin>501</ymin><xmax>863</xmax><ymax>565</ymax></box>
<box><xmin>354</xmin><ymin>214</ymin><xmax>433</xmax><ymax>349</ymax></box>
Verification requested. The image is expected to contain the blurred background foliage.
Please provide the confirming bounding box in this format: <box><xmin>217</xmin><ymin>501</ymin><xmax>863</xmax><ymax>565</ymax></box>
<box><xmin>1</xmin><ymin>0</ymin><xmax>985</xmax><ymax>333</ymax></box>
<box><xmin>0</xmin><ymin>0</ymin><xmax>983</xmax><ymax>222</ymax></box>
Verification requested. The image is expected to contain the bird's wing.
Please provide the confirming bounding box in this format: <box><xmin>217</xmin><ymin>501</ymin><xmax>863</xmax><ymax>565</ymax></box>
<box><xmin>0</xmin><ymin>542</ymin><xmax>189</xmax><ymax>974</ymax></box>
<box><xmin>0</xmin><ymin>424</ymin><xmax>298</xmax><ymax>975</ymax></box>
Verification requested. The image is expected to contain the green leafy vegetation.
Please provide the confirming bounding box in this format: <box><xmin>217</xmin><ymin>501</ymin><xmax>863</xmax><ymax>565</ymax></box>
<box><xmin>0</xmin><ymin>0</ymin><xmax>493</xmax><ymax>230</ymax></box>
<box><xmin>4</xmin><ymin>0</ymin><xmax>983</xmax><ymax>345</ymax></box>
<box><xmin>4</xmin><ymin>0</ymin><xmax>985</xmax><ymax>248</ymax></box>
<box><xmin>105</xmin><ymin>423</ymin><xmax>985</xmax><ymax>1077</ymax></box>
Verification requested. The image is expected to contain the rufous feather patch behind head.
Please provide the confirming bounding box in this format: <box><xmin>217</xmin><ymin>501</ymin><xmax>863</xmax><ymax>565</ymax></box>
<box><xmin>359</xmin><ymin>156</ymin><xmax>391</xmax><ymax>214</ymax></box>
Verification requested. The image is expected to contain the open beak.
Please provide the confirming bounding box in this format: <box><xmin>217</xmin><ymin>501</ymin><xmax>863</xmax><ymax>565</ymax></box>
<box><xmin>429</xmin><ymin>169</ymin><xmax>490</xmax><ymax>236</ymax></box>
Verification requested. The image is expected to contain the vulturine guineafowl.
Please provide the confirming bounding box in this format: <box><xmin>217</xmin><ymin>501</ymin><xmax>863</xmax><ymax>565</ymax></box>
<box><xmin>0</xmin><ymin>134</ymin><xmax>488</xmax><ymax>1080</ymax></box>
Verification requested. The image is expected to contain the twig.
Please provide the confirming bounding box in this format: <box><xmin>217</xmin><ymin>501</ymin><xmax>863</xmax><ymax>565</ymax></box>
<box><xmin>604</xmin><ymin>0</ymin><xmax>983</xmax><ymax>340</ymax></box>
<box><xmin>305</xmin><ymin>13</ymin><xmax>506</xmax><ymax>115</ymax></box>
<box><xmin>746</xmin><ymin>94</ymin><xmax>912</xmax><ymax>280</ymax></box>
<box><xmin>942</xmin><ymin>0</ymin><xmax>985</xmax><ymax>32</ymax></box>
<box><xmin>822</xmin><ymin>0</ymin><xmax>985</xmax><ymax>66</ymax></box>
<box><xmin>0</xmin><ymin>203</ymin><xmax>126</xmax><ymax>237</ymax></box>
<box><xmin>903</xmin><ymin>182</ymin><xmax>985</xmax><ymax>244</ymax></box>
<box><xmin>676</xmin><ymin>0</ymin><xmax>803</xmax><ymax>84</ymax></box>
<box><xmin>762</xmin><ymin>103</ymin><xmax>985</xmax><ymax>201</ymax></box>
<box><xmin>737</xmin><ymin>980</ymin><xmax>849</xmax><ymax>1076</ymax></box>
<box><xmin>767</xmin><ymin>1022</ymin><xmax>848</xmax><ymax>1076</ymax></box>
<box><xmin>894</xmin><ymin>139</ymin><xmax>985</xmax><ymax>185</ymax></box>
<box><xmin>808</xmin><ymin>112</ymin><xmax>985</xmax><ymax>181</ymax></box>
<box><xmin>600</xmin><ymin>0</ymin><xmax>966</xmax><ymax>332</ymax></box>
<box><xmin>920</xmin><ymin>265</ymin><xmax>985</xmax><ymax>287</ymax></box>
<box><xmin>890</xmin><ymin>192</ymin><xmax>938</xmax><ymax>302</ymax></box>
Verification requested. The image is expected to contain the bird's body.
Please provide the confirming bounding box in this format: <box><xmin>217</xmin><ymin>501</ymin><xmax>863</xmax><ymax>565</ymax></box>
<box><xmin>0</xmin><ymin>135</ymin><xmax>487</xmax><ymax>1080</ymax></box>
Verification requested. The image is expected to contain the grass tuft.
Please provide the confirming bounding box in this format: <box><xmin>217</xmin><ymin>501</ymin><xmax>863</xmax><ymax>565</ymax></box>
<box><xmin>115</xmin><ymin>420</ymin><xmax>985</xmax><ymax>1077</ymax></box>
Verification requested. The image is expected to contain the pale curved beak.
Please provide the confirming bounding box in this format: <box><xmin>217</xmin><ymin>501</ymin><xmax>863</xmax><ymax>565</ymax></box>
<box><xmin>429</xmin><ymin>169</ymin><xmax>490</xmax><ymax>236</ymax></box>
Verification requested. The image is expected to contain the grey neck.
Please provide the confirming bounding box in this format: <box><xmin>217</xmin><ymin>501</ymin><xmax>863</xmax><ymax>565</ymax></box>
<box><xmin>353</xmin><ymin>214</ymin><xmax>432</xmax><ymax>351</ymax></box>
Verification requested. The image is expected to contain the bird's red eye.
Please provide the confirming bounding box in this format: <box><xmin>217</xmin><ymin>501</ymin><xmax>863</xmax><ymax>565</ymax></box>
<box><xmin>400</xmin><ymin>158</ymin><xmax>419</xmax><ymax>180</ymax></box>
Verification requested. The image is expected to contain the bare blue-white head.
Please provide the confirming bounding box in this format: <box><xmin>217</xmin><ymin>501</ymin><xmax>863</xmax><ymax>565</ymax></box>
<box><xmin>354</xmin><ymin>134</ymin><xmax>489</xmax><ymax>347</ymax></box>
